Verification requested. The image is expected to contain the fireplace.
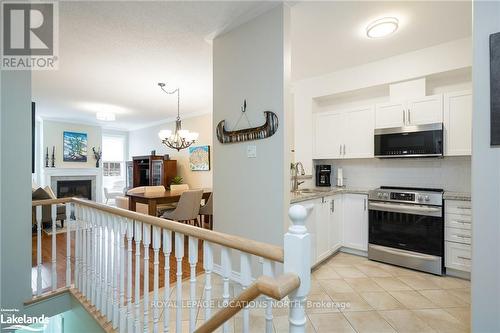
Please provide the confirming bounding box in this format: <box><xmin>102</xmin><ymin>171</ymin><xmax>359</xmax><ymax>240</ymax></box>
<box><xmin>57</xmin><ymin>180</ymin><xmax>92</xmax><ymax>200</ymax></box>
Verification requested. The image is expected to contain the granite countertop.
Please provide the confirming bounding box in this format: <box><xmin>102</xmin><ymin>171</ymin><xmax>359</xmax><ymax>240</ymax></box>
<box><xmin>290</xmin><ymin>187</ymin><xmax>370</xmax><ymax>204</ymax></box>
<box><xmin>290</xmin><ymin>188</ymin><xmax>471</xmax><ymax>203</ymax></box>
<box><xmin>443</xmin><ymin>191</ymin><xmax>471</xmax><ymax>201</ymax></box>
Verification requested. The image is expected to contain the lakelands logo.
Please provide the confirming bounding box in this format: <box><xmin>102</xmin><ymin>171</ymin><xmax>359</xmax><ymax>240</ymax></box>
<box><xmin>1</xmin><ymin>1</ymin><xmax>59</xmax><ymax>70</ymax></box>
<box><xmin>0</xmin><ymin>309</ymin><xmax>49</xmax><ymax>331</ymax></box>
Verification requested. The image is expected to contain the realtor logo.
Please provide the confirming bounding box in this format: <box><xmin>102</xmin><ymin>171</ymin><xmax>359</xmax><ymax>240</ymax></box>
<box><xmin>1</xmin><ymin>2</ymin><xmax>59</xmax><ymax>70</ymax></box>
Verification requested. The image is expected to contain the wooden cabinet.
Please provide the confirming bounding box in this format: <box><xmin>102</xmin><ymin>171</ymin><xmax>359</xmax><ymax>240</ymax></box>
<box><xmin>444</xmin><ymin>90</ymin><xmax>472</xmax><ymax>156</ymax></box>
<box><xmin>375</xmin><ymin>94</ymin><xmax>443</xmax><ymax>129</ymax></box>
<box><xmin>313</xmin><ymin>106</ymin><xmax>374</xmax><ymax>160</ymax></box>
<box><xmin>342</xmin><ymin>194</ymin><xmax>368</xmax><ymax>251</ymax></box>
<box><xmin>132</xmin><ymin>155</ymin><xmax>177</xmax><ymax>188</ymax></box>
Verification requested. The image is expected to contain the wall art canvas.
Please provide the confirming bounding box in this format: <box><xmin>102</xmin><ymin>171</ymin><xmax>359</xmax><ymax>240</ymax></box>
<box><xmin>189</xmin><ymin>145</ymin><xmax>210</xmax><ymax>171</ymax></box>
<box><xmin>63</xmin><ymin>131</ymin><xmax>88</xmax><ymax>162</ymax></box>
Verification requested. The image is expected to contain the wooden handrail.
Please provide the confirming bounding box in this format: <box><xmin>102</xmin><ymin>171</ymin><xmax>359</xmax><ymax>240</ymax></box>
<box><xmin>36</xmin><ymin>197</ymin><xmax>284</xmax><ymax>263</ymax></box>
<box><xmin>194</xmin><ymin>273</ymin><xmax>300</xmax><ymax>333</ymax></box>
<box><xmin>32</xmin><ymin>197</ymin><xmax>72</xmax><ymax>206</ymax></box>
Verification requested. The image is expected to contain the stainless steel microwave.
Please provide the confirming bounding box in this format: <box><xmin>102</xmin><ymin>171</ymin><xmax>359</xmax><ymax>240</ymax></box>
<box><xmin>374</xmin><ymin>123</ymin><xmax>443</xmax><ymax>158</ymax></box>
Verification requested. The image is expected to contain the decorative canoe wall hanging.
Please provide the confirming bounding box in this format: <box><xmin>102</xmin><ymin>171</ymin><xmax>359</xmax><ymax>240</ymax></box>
<box><xmin>216</xmin><ymin>100</ymin><xmax>279</xmax><ymax>144</ymax></box>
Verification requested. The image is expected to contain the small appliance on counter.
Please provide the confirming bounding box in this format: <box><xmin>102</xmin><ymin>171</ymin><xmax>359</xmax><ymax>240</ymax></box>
<box><xmin>315</xmin><ymin>165</ymin><xmax>331</xmax><ymax>187</ymax></box>
<box><xmin>336</xmin><ymin>167</ymin><xmax>344</xmax><ymax>187</ymax></box>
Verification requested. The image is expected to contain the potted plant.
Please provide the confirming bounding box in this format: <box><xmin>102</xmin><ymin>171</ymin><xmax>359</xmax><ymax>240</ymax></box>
<box><xmin>92</xmin><ymin>147</ymin><xmax>102</xmax><ymax>168</ymax></box>
<box><xmin>171</xmin><ymin>176</ymin><xmax>183</xmax><ymax>185</ymax></box>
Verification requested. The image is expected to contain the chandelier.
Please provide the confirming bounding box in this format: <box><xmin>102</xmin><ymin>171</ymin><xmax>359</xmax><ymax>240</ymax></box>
<box><xmin>157</xmin><ymin>82</ymin><xmax>199</xmax><ymax>151</ymax></box>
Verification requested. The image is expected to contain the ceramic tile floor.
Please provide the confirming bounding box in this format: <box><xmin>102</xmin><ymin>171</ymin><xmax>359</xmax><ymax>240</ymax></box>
<box><xmin>144</xmin><ymin>252</ymin><xmax>470</xmax><ymax>332</ymax></box>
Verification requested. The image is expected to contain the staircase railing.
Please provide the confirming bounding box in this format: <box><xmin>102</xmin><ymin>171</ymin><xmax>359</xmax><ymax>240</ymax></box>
<box><xmin>31</xmin><ymin>197</ymin><xmax>311</xmax><ymax>333</ymax></box>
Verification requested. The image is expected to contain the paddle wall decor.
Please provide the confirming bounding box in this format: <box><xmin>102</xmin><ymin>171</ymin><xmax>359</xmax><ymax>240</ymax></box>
<box><xmin>490</xmin><ymin>32</ymin><xmax>500</xmax><ymax>145</ymax></box>
<box><xmin>216</xmin><ymin>100</ymin><xmax>279</xmax><ymax>144</ymax></box>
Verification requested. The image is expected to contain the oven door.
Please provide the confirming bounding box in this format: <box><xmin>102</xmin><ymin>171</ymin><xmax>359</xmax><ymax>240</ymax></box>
<box><xmin>374</xmin><ymin>124</ymin><xmax>443</xmax><ymax>158</ymax></box>
<box><xmin>368</xmin><ymin>201</ymin><xmax>443</xmax><ymax>256</ymax></box>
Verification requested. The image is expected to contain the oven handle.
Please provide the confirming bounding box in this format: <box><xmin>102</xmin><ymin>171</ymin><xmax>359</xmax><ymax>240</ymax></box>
<box><xmin>369</xmin><ymin>201</ymin><xmax>442</xmax><ymax>217</ymax></box>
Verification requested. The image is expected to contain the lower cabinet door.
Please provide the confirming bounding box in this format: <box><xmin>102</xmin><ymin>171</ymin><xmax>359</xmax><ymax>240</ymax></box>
<box><xmin>445</xmin><ymin>241</ymin><xmax>471</xmax><ymax>272</ymax></box>
<box><xmin>329</xmin><ymin>195</ymin><xmax>343</xmax><ymax>252</ymax></box>
<box><xmin>342</xmin><ymin>194</ymin><xmax>368</xmax><ymax>251</ymax></box>
<box><xmin>316</xmin><ymin>199</ymin><xmax>331</xmax><ymax>263</ymax></box>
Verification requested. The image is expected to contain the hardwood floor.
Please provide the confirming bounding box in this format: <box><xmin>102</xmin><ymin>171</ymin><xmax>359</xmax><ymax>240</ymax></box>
<box><xmin>31</xmin><ymin>230</ymin><xmax>205</xmax><ymax>297</ymax></box>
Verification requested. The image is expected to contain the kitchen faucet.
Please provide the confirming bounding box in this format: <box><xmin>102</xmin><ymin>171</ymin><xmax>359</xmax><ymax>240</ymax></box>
<box><xmin>292</xmin><ymin>162</ymin><xmax>306</xmax><ymax>192</ymax></box>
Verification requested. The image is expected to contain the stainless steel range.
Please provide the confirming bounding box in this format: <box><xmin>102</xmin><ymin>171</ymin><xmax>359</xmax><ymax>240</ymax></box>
<box><xmin>368</xmin><ymin>186</ymin><xmax>444</xmax><ymax>275</ymax></box>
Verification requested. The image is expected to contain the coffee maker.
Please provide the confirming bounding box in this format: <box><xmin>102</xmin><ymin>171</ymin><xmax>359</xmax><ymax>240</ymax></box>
<box><xmin>315</xmin><ymin>165</ymin><xmax>331</xmax><ymax>187</ymax></box>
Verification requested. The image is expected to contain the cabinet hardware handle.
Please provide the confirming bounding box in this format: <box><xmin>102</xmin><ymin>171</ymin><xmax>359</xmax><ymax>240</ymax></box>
<box><xmin>339</xmin><ymin>144</ymin><xmax>342</xmax><ymax>155</ymax></box>
<box><xmin>457</xmin><ymin>235</ymin><xmax>471</xmax><ymax>239</ymax></box>
<box><xmin>451</xmin><ymin>219</ymin><xmax>470</xmax><ymax>223</ymax></box>
<box><xmin>457</xmin><ymin>256</ymin><xmax>471</xmax><ymax>260</ymax></box>
<box><xmin>364</xmin><ymin>198</ymin><xmax>367</xmax><ymax>211</ymax></box>
<box><xmin>457</xmin><ymin>206</ymin><xmax>471</xmax><ymax>210</ymax></box>
<box><xmin>343</xmin><ymin>144</ymin><xmax>346</xmax><ymax>155</ymax></box>
<box><xmin>408</xmin><ymin>109</ymin><xmax>411</xmax><ymax>124</ymax></box>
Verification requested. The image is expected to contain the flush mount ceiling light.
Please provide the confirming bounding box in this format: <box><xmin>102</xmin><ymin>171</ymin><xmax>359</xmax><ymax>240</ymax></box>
<box><xmin>366</xmin><ymin>17</ymin><xmax>399</xmax><ymax>39</ymax></box>
<box><xmin>96</xmin><ymin>112</ymin><xmax>116</xmax><ymax>121</ymax></box>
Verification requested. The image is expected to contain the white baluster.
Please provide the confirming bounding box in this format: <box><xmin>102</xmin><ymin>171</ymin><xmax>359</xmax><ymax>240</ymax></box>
<box><xmin>134</xmin><ymin>221</ymin><xmax>142</xmax><ymax>333</ymax></box>
<box><xmin>152</xmin><ymin>226</ymin><xmax>161</xmax><ymax>333</ymax></box>
<box><xmin>240</xmin><ymin>253</ymin><xmax>252</xmax><ymax>333</ymax></box>
<box><xmin>82</xmin><ymin>207</ymin><xmax>88</xmax><ymax>297</ymax></box>
<box><xmin>221</xmin><ymin>247</ymin><xmax>232</xmax><ymax>333</ymax></box>
<box><xmin>65</xmin><ymin>202</ymin><xmax>71</xmax><ymax>287</ymax></box>
<box><xmin>74</xmin><ymin>205</ymin><xmax>80</xmax><ymax>290</ymax></box>
<box><xmin>143</xmin><ymin>224</ymin><xmax>151</xmax><ymax>333</ymax></box>
<box><xmin>92</xmin><ymin>209</ymin><xmax>101</xmax><ymax>311</ymax></box>
<box><xmin>203</xmin><ymin>241</ymin><xmax>213</xmax><ymax>321</ymax></box>
<box><xmin>262</xmin><ymin>260</ymin><xmax>275</xmax><ymax>333</ymax></box>
<box><xmin>100</xmin><ymin>212</ymin><xmax>107</xmax><ymax>314</ymax></box>
<box><xmin>175</xmin><ymin>233</ymin><xmax>184</xmax><ymax>333</ymax></box>
<box><xmin>188</xmin><ymin>237</ymin><xmax>198</xmax><ymax>333</ymax></box>
<box><xmin>36</xmin><ymin>205</ymin><xmax>42</xmax><ymax>296</ymax></box>
<box><xmin>107</xmin><ymin>213</ymin><xmax>114</xmax><ymax>319</ymax></box>
<box><xmin>127</xmin><ymin>219</ymin><xmax>134</xmax><ymax>332</ymax></box>
<box><xmin>92</xmin><ymin>209</ymin><xmax>98</xmax><ymax>305</ymax></box>
<box><xmin>162</xmin><ymin>229</ymin><xmax>172</xmax><ymax>333</ymax></box>
<box><xmin>113</xmin><ymin>216</ymin><xmax>120</xmax><ymax>329</ymax></box>
<box><xmin>285</xmin><ymin>205</ymin><xmax>311</xmax><ymax>333</ymax></box>
<box><xmin>119</xmin><ymin>217</ymin><xmax>127</xmax><ymax>332</ymax></box>
<box><xmin>51</xmin><ymin>204</ymin><xmax>57</xmax><ymax>291</ymax></box>
<box><xmin>86</xmin><ymin>207</ymin><xmax>92</xmax><ymax>299</ymax></box>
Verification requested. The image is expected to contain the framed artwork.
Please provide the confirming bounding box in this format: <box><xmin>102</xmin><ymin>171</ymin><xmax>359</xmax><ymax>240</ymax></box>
<box><xmin>189</xmin><ymin>145</ymin><xmax>210</xmax><ymax>171</ymax></box>
<box><xmin>63</xmin><ymin>131</ymin><xmax>88</xmax><ymax>162</ymax></box>
<box><xmin>490</xmin><ymin>32</ymin><xmax>500</xmax><ymax>145</ymax></box>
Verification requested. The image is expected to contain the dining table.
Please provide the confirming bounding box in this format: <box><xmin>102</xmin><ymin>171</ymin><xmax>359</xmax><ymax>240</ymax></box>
<box><xmin>127</xmin><ymin>188</ymin><xmax>212</xmax><ymax>216</ymax></box>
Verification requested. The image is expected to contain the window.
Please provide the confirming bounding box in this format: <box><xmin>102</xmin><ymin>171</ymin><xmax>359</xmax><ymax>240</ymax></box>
<box><xmin>102</xmin><ymin>135</ymin><xmax>125</xmax><ymax>178</ymax></box>
<box><xmin>103</xmin><ymin>162</ymin><xmax>121</xmax><ymax>177</ymax></box>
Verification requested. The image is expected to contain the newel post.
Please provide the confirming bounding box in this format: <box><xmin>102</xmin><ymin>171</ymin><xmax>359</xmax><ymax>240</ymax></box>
<box><xmin>284</xmin><ymin>204</ymin><xmax>311</xmax><ymax>333</ymax></box>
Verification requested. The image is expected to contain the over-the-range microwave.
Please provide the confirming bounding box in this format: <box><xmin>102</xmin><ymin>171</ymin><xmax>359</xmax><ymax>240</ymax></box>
<box><xmin>374</xmin><ymin>123</ymin><xmax>443</xmax><ymax>158</ymax></box>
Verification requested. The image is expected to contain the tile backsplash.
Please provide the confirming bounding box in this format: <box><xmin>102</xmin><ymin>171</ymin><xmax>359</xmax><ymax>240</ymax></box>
<box><xmin>314</xmin><ymin>156</ymin><xmax>471</xmax><ymax>192</ymax></box>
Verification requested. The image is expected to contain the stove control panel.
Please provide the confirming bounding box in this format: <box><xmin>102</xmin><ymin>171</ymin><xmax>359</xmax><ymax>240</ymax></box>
<box><xmin>368</xmin><ymin>188</ymin><xmax>443</xmax><ymax>206</ymax></box>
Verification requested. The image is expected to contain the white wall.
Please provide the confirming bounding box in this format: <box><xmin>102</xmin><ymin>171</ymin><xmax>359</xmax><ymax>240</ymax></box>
<box><xmin>213</xmin><ymin>4</ymin><xmax>291</xmax><ymax>246</ymax></box>
<box><xmin>314</xmin><ymin>157</ymin><xmax>470</xmax><ymax>193</ymax></box>
<box><xmin>293</xmin><ymin>38</ymin><xmax>472</xmax><ymax>174</ymax></box>
<box><xmin>128</xmin><ymin>113</ymin><xmax>213</xmax><ymax>189</ymax></box>
<box><xmin>0</xmin><ymin>71</ymin><xmax>33</xmax><ymax>311</ymax></box>
<box><xmin>471</xmin><ymin>2</ymin><xmax>500</xmax><ymax>331</ymax></box>
<box><xmin>42</xmin><ymin>120</ymin><xmax>102</xmax><ymax>169</ymax></box>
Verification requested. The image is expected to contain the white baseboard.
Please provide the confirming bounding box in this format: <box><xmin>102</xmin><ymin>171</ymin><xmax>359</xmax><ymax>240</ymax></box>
<box><xmin>212</xmin><ymin>263</ymin><xmax>243</xmax><ymax>284</ymax></box>
<box><xmin>340</xmin><ymin>247</ymin><xmax>368</xmax><ymax>257</ymax></box>
<box><xmin>445</xmin><ymin>268</ymin><xmax>471</xmax><ymax>280</ymax></box>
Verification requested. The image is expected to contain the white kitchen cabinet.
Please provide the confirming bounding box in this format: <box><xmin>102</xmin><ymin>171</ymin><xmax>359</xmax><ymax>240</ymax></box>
<box><xmin>316</xmin><ymin>198</ymin><xmax>332</xmax><ymax>263</ymax></box>
<box><xmin>313</xmin><ymin>111</ymin><xmax>343</xmax><ymax>159</ymax></box>
<box><xmin>375</xmin><ymin>94</ymin><xmax>443</xmax><ymax>129</ymax></box>
<box><xmin>375</xmin><ymin>101</ymin><xmax>406</xmax><ymax>129</ymax></box>
<box><xmin>342</xmin><ymin>194</ymin><xmax>368</xmax><ymax>251</ymax></box>
<box><xmin>328</xmin><ymin>195</ymin><xmax>343</xmax><ymax>252</ymax></box>
<box><xmin>407</xmin><ymin>94</ymin><xmax>443</xmax><ymax>125</ymax></box>
<box><xmin>313</xmin><ymin>106</ymin><xmax>374</xmax><ymax>160</ymax></box>
<box><xmin>444</xmin><ymin>90</ymin><xmax>472</xmax><ymax>156</ymax></box>
<box><xmin>445</xmin><ymin>199</ymin><xmax>472</xmax><ymax>274</ymax></box>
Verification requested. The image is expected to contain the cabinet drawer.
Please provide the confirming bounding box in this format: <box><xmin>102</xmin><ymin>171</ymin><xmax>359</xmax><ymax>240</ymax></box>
<box><xmin>445</xmin><ymin>213</ymin><xmax>471</xmax><ymax>229</ymax></box>
<box><xmin>445</xmin><ymin>227</ymin><xmax>472</xmax><ymax>244</ymax></box>
<box><xmin>446</xmin><ymin>200</ymin><xmax>471</xmax><ymax>215</ymax></box>
<box><xmin>445</xmin><ymin>242</ymin><xmax>471</xmax><ymax>272</ymax></box>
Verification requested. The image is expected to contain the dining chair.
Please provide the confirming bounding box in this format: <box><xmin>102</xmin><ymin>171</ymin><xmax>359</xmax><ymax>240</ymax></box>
<box><xmin>170</xmin><ymin>184</ymin><xmax>190</xmax><ymax>194</ymax></box>
<box><xmin>158</xmin><ymin>184</ymin><xmax>190</xmax><ymax>213</ymax></box>
<box><xmin>161</xmin><ymin>189</ymin><xmax>203</xmax><ymax>226</ymax></box>
<box><xmin>199</xmin><ymin>193</ymin><xmax>213</xmax><ymax>229</ymax></box>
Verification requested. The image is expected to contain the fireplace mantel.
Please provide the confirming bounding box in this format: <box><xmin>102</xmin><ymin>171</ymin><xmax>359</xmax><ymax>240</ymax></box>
<box><xmin>42</xmin><ymin>167</ymin><xmax>103</xmax><ymax>202</ymax></box>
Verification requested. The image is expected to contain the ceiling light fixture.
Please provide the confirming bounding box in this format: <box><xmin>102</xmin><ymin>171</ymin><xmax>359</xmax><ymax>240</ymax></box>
<box><xmin>96</xmin><ymin>112</ymin><xmax>116</xmax><ymax>121</ymax></box>
<box><xmin>157</xmin><ymin>82</ymin><xmax>199</xmax><ymax>151</ymax></box>
<box><xmin>366</xmin><ymin>17</ymin><xmax>399</xmax><ymax>39</ymax></box>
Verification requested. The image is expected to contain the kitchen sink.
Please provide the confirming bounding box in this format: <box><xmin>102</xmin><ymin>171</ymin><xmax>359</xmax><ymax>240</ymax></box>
<box><xmin>292</xmin><ymin>188</ymin><xmax>328</xmax><ymax>194</ymax></box>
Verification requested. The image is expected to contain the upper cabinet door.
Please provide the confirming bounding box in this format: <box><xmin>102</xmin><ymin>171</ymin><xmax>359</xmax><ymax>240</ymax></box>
<box><xmin>344</xmin><ymin>106</ymin><xmax>375</xmax><ymax>159</ymax></box>
<box><xmin>313</xmin><ymin>111</ymin><xmax>343</xmax><ymax>159</ymax></box>
<box><xmin>407</xmin><ymin>94</ymin><xmax>443</xmax><ymax>125</ymax></box>
<box><xmin>444</xmin><ymin>90</ymin><xmax>472</xmax><ymax>156</ymax></box>
<box><xmin>375</xmin><ymin>101</ymin><xmax>406</xmax><ymax>129</ymax></box>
